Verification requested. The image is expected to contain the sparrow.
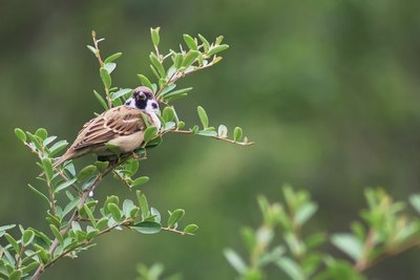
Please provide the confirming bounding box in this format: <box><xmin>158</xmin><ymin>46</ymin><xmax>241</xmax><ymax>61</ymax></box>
<box><xmin>54</xmin><ymin>86</ymin><xmax>161</xmax><ymax>167</ymax></box>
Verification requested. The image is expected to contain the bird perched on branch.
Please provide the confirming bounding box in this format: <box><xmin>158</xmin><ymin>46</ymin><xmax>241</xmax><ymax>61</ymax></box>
<box><xmin>54</xmin><ymin>86</ymin><xmax>161</xmax><ymax>167</ymax></box>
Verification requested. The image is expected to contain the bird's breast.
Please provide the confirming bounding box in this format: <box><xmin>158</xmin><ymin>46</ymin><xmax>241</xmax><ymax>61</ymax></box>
<box><xmin>106</xmin><ymin>131</ymin><xmax>144</xmax><ymax>153</ymax></box>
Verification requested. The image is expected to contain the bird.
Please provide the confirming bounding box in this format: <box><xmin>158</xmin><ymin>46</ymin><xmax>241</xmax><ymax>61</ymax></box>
<box><xmin>53</xmin><ymin>86</ymin><xmax>161</xmax><ymax>167</ymax></box>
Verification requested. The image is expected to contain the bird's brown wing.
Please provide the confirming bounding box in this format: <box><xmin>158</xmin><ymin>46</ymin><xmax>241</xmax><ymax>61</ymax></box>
<box><xmin>71</xmin><ymin>106</ymin><xmax>146</xmax><ymax>151</ymax></box>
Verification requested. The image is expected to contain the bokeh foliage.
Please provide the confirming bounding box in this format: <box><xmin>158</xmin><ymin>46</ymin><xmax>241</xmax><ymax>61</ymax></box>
<box><xmin>1</xmin><ymin>0</ymin><xmax>420</xmax><ymax>279</ymax></box>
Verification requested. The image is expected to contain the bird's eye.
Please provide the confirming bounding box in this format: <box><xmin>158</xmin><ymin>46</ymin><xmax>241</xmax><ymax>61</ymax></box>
<box><xmin>151</xmin><ymin>102</ymin><xmax>158</xmax><ymax>109</ymax></box>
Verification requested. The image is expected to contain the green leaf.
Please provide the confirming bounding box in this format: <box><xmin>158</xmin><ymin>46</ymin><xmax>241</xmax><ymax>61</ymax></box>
<box><xmin>104</xmin><ymin>52</ymin><xmax>123</xmax><ymax>63</ymax></box>
<box><xmin>305</xmin><ymin>232</ymin><xmax>326</xmax><ymax>249</ymax></box>
<box><xmin>34</xmin><ymin>244</ymin><xmax>50</xmax><ymax>264</ymax></box>
<box><xmin>162</xmin><ymin>106</ymin><xmax>176</xmax><ymax>122</ymax></box>
<box><xmin>182</xmin><ymin>50</ymin><xmax>200</xmax><ymax>67</ymax></box>
<box><xmin>295</xmin><ymin>202</ymin><xmax>318</xmax><ymax>225</ymax></box>
<box><xmin>86</xmin><ymin>45</ymin><xmax>97</xmax><ymax>54</ymax></box>
<box><xmin>151</xmin><ymin>207</ymin><xmax>162</xmax><ymax>223</ymax></box>
<box><xmin>104</xmin><ymin>62</ymin><xmax>116</xmax><ymax>74</ymax></box>
<box><xmin>137</xmin><ymin>74</ymin><xmax>153</xmax><ymax>89</ymax></box>
<box><xmin>0</xmin><ymin>224</ymin><xmax>16</xmax><ymax>233</ymax></box>
<box><xmin>233</xmin><ymin>127</ymin><xmax>243</xmax><ymax>141</ymax></box>
<box><xmin>208</xmin><ymin>44</ymin><xmax>229</xmax><ymax>56</ymax></box>
<box><xmin>184</xmin><ymin>224</ymin><xmax>199</xmax><ymax>234</ymax></box>
<box><xmin>131</xmin><ymin>176</ymin><xmax>150</xmax><ymax>189</ymax></box>
<box><xmin>149</xmin><ymin>52</ymin><xmax>165</xmax><ymax>77</ymax></box>
<box><xmin>55</xmin><ymin>178</ymin><xmax>77</xmax><ymax>193</ymax></box>
<box><xmin>197</xmin><ymin>129</ymin><xmax>218</xmax><ymax>137</ymax></box>
<box><xmin>63</xmin><ymin>197</ymin><xmax>80</xmax><ymax>218</ymax></box>
<box><xmin>183</xmin><ymin>34</ymin><xmax>198</xmax><ymax>50</ymax></box>
<box><xmin>198</xmin><ymin>34</ymin><xmax>210</xmax><ymax>52</ymax></box>
<box><xmin>27</xmin><ymin>184</ymin><xmax>49</xmax><ymax>204</ymax></box>
<box><xmin>49</xmin><ymin>224</ymin><xmax>63</xmax><ymax>244</ymax></box>
<box><xmin>41</xmin><ymin>158</ymin><xmax>53</xmax><ymax>182</ymax></box>
<box><xmin>22</xmin><ymin>230</ymin><xmax>35</xmax><ymax>247</ymax></box>
<box><xmin>35</xmin><ymin>128</ymin><xmax>48</xmax><ymax>140</ymax></box>
<box><xmin>100</xmin><ymin>67</ymin><xmax>112</xmax><ymax>89</ymax></box>
<box><xmin>43</xmin><ymin>136</ymin><xmax>57</xmax><ymax>146</ymax></box>
<box><xmin>331</xmin><ymin>234</ymin><xmax>363</xmax><ymax>261</ymax></box>
<box><xmin>95</xmin><ymin>160</ymin><xmax>109</xmax><ymax>172</ymax></box>
<box><xmin>173</xmin><ymin>53</ymin><xmax>184</xmax><ymax>69</ymax></box>
<box><xmin>144</xmin><ymin>126</ymin><xmax>158</xmax><ymax>143</ymax></box>
<box><xmin>83</xmin><ymin>204</ymin><xmax>97</xmax><ymax>227</ymax></box>
<box><xmin>131</xmin><ymin>221</ymin><xmax>161</xmax><ymax>234</ymax></box>
<box><xmin>96</xmin><ymin>217</ymin><xmax>108</xmax><ymax>231</ymax></box>
<box><xmin>122</xmin><ymin>199</ymin><xmax>136</xmax><ymax>218</ymax></box>
<box><xmin>160</xmin><ymin>87</ymin><xmax>193</xmax><ymax>102</ymax></box>
<box><xmin>224</xmin><ymin>248</ymin><xmax>247</xmax><ymax>274</ymax></box>
<box><xmin>71</xmin><ymin>221</ymin><xmax>82</xmax><ymax>233</ymax></box>
<box><xmin>150</xmin><ymin>27</ymin><xmax>160</xmax><ymax>47</ymax></box>
<box><xmin>14</xmin><ymin>128</ymin><xmax>26</xmax><ymax>143</ymax></box>
<box><xmin>49</xmin><ymin>140</ymin><xmax>68</xmax><ymax>156</ymax></box>
<box><xmin>260</xmin><ymin>246</ymin><xmax>285</xmax><ymax>266</ymax></box>
<box><xmin>26</xmin><ymin>132</ymin><xmax>42</xmax><ymax>150</ymax></box>
<box><xmin>107</xmin><ymin>203</ymin><xmax>122</xmax><ymax>221</ymax></box>
<box><xmin>78</xmin><ymin>165</ymin><xmax>97</xmax><ymax>181</ymax></box>
<box><xmin>409</xmin><ymin>194</ymin><xmax>420</xmax><ymax>214</ymax></box>
<box><xmin>215</xmin><ymin>35</ymin><xmax>224</xmax><ymax>45</ymax></box>
<box><xmin>159</xmin><ymin>84</ymin><xmax>176</xmax><ymax>97</ymax></box>
<box><xmin>22</xmin><ymin>261</ymin><xmax>39</xmax><ymax>274</ymax></box>
<box><xmin>167</xmin><ymin>209</ymin><xmax>185</xmax><ymax>228</ymax></box>
<box><xmin>5</xmin><ymin>233</ymin><xmax>19</xmax><ymax>253</ymax></box>
<box><xmin>276</xmin><ymin>257</ymin><xmax>305</xmax><ymax>280</ymax></box>
<box><xmin>111</xmin><ymin>88</ymin><xmax>132</xmax><ymax>100</ymax></box>
<box><xmin>218</xmin><ymin>124</ymin><xmax>228</xmax><ymax>138</ymax></box>
<box><xmin>137</xmin><ymin>191</ymin><xmax>150</xmax><ymax>218</ymax></box>
<box><xmin>317</xmin><ymin>260</ymin><xmax>364</xmax><ymax>280</ymax></box>
<box><xmin>93</xmin><ymin>90</ymin><xmax>108</xmax><ymax>110</ymax></box>
<box><xmin>197</xmin><ymin>106</ymin><xmax>209</xmax><ymax>129</ymax></box>
<box><xmin>9</xmin><ymin>270</ymin><xmax>21</xmax><ymax>280</ymax></box>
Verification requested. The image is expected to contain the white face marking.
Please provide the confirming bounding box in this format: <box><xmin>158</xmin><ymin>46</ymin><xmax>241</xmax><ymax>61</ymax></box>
<box><xmin>124</xmin><ymin>97</ymin><xmax>136</xmax><ymax>108</ymax></box>
<box><xmin>145</xmin><ymin>99</ymin><xmax>161</xmax><ymax>130</ymax></box>
<box><xmin>145</xmin><ymin>99</ymin><xmax>160</xmax><ymax>115</ymax></box>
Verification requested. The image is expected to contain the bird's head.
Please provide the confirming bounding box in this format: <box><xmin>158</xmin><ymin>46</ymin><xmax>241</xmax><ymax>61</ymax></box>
<box><xmin>125</xmin><ymin>86</ymin><xmax>160</xmax><ymax>115</ymax></box>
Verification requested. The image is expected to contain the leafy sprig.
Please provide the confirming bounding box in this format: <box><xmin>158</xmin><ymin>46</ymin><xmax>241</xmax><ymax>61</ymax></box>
<box><xmin>224</xmin><ymin>187</ymin><xmax>420</xmax><ymax>280</ymax></box>
<box><xmin>2</xmin><ymin>28</ymin><xmax>251</xmax><ymax>280</ymax></box>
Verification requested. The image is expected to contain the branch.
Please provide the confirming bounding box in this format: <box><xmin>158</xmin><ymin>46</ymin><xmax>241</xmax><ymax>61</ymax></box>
<box><xmin>156</xmin><ymin>56</ymin><xmax>221</xmax><ymax>99</ymax></box>
<box><xmin>31</xmin><ymin>162</ymin><xmax>117</xmax><ymax>280</ymax></box>
<box><xmin>355</xmin><ymin>234</ymin><xmax>420</xmax><ymax>272</ymax></box>
<box><xmin>164</xmin><ymin>129</ymin><xmax>254</xmax><ymax>146</ymax></box>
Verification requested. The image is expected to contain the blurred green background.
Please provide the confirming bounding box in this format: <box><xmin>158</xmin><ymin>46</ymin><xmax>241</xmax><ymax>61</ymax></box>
<box><xmin>1</xmin><ymin>0</ymin><xmax>420</xmax><ymax>279</ymax></box>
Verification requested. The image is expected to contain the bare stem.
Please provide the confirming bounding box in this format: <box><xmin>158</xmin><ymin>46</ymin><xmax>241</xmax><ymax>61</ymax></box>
<box><xmin>163</xmin><ymin>129</ymin><xmax>254</xmax><ymax>146</ymax></box>
<box><xmin>91</xmin><ymin>30</ymin><xmax>112</xmax><ymax>108</ymax></box>
<box><xmin>161</xmin><ymin>227</ymin><xmax>194</xmax><ymax>236</ymax></box>
<box><xmin>355</xmin><ymin>233</ymin><xmax>420</xmax><ymax>272</ymax></box>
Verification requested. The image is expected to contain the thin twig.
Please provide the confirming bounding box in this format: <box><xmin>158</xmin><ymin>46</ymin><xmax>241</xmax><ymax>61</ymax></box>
<box><xmin>91</xmin><ymin>30</ymin><xmax>112</xmax><ymax>108</ymax></box>
<box><xmin>155</xmin><ymin>57</ymin><xmax>221</xmax><ymax>99</ymax></box>
<box><xmin>163</xmin><ymin>129</ymin><xmax>254</xmax><ymax>146</ymax></box>
<box><xmin>354</xmin><ymin>229</ymin><xmax>375</xmax><ymax>271</ymax></box>
<box><xmin>355</xmin><ymin>234</ymin><xmax>420</xmax><ymax>272</ymax></box>
<box><xmin>161</xmin><ymin>227</ymin><xmax>194</xmax><ymax>236</ymax></box>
